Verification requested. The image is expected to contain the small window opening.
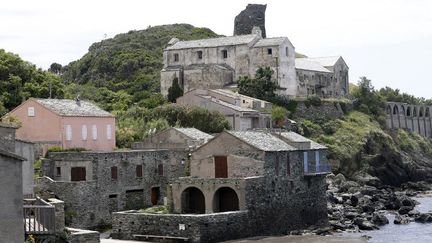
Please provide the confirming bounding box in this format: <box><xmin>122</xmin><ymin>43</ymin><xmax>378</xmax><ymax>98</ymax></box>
<box><xmin>285</xmin><ymin>47</ymin><xmax>289</xmax><ymax>57</ymax></box>
<box><xmin>222</xmin><ymin>50</ymin><xmax>228</xmax><ymax>58</ymax></box>
<box><xmin>158</xmin><ymin>164</ymin><xmax>164</xmax><ymax>176</ymax></box>
<box><xmin>174</xmin><ymin>53</ymin><xmax>179</xmax><ymax>62</ymax></box>
<box><xmin>111</xmin><ymin>166</ymin><xmax>118</xmax><ymax>180</ymax></box>
<box><xmin>267</xmin><ymin>48</ymin><xmax>272</xmax><ymax>55</ymax></box>
<box><xmin>136</xmin><ymin>165</ymin><xmax>143</xmax><ymax>178</ymax></box>
<box><xmin>56</xmin><ymin>167</ymin><xmax>61</xmax><ymax>176</ymax></box>
<box><xmin>197</xmin><ymin>51</ymin><xmax>203</xmax><ymax>59</ymax></box>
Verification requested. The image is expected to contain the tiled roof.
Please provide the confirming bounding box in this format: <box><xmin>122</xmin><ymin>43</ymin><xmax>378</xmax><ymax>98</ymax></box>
<box><xmin>35</xmin><ymin>99</ymin><xmax>113</xmax><ymax>117</ymax></box>
<box><xmin>307</xmin><ymin>56</ymin><xmax>341</xmax><ymax>67</ymax></box>
<box><xmin>199</xmin><ymin>95</ymin><xmax>258</xmax><ymax>112</ymax></box>
<box><xmin>174</xmin><ymin>128</ymin><xmax>214</xmax><ymax>141</ymax></box>
<box><xmin>165</xmin><ymin>34</ymin><xmax>258</xmax><ymax>50</ymax></box>
<box><xmin>295</xmin><ymin>58</ymin><xmax>332</xmax><ymax>73</ymax></box>
<box><xmin>227</xmin><ymin>130</ymin><xmax>296</xmax><ymax>151</ymax></box>
<box><xmin>253</xmin><ymin>37</ymin><xmax>287</xmax><ymax>47</ymax></box>
<box><xmin>279</xmin><ymin>132</ymin><xmax>327</xmax><ymax>150</ymax></box>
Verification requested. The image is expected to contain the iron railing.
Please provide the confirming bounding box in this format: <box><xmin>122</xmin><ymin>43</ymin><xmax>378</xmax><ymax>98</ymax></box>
<box><xmin>23</xmin><ymin>197</ymin><xmax>55</xmax><ymax>234</ymax></box>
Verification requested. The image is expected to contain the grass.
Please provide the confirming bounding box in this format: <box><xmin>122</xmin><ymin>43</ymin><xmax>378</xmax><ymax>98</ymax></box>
<box><xmin>139</xmin><ymin>205</ymin><xmax>170</xmax><ymax>214</ymax></box>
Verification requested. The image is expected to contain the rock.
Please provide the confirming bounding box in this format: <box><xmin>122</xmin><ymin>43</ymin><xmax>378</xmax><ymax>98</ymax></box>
<box><xmin>353</xmin><ymin>218</ymin><xmax>378</xmax><ymax>230</ymax></box>
<box><xmin>334</xmin><ymin>173</ymin><xmax>347</xmax><ymax>185</ymax></box>
<box><xmin>350</xmin><ymin>192</ymin><xmax>361</xmax><ymax>206</ymax></box>
<box><xmin>372</xmin><ymin>213</ymin><xmax>389</xmax><ymax>226</ymax></box>
<box><xmin>415</xmin><ymin>213</ymin><xmax>432</xmax><ymax>223</ymax></box>
<box><xmin>345</xmin><ymin>212</ymin><xmax>359</xmax><ymax>220</ymax></box>
<box><xmin>399</xmin><ymin>205</ymin><xmax>415</xmax><ymax>215</ymax></box>
<box><xmin>361</xmin><ymin>186</ymin><xmax>379</xmax><ymax>196</ymax></box>
<box><xmin>289</xmin><ymin>230</ymin><xmax>302</xmax><ymax>235</ymax></box>
<box><xmin>329</xmin><ymin>220</ymin><xmax>346</xmax><ymax>230</ymax></box>
<box><xmin>399</xmin><ymin>195</ymin><xmax>417</xmax><ymax>207</ymax></box>
<box><xmin>408</xmin><ymin>209</ymin><xmax>420</xmax><ymax>217</ymax></box>
<box><xmin>234</xmin><ymin>4</ymin><xmax>267</xmax><ymax>37</ymax></box>
<box><xmin>362</xmin><ymin>204</ymin><xmax>375</xmax><ymax>214</ymax></box>
<box><xmin>401</xmin><ymin>181</ymin><xmax>431</xmax><ymax>191</ymax></box>
<box><xmin>313</xmin><ymin>227</ymin><xmax>332</xmax><ymax>235</ymax></box>
<box><xmin>394</xmin><ymin>213</ymin><xmax>410</xmax><ymax>224</ymax></box>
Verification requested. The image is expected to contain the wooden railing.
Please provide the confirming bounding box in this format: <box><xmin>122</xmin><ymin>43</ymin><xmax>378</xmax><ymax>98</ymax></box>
<box><xmin>24</xmin><ymin>197</ymin><xmax>55</xmax><ymax>234</ymax></box>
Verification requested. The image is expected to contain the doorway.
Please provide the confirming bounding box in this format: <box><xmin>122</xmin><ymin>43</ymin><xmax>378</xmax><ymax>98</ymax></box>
<box><xmin>214</xmin><ymin>156</ymin><xmax>228</xmax><ymax>178</ymax></box>
<box><xmin>151</xmin><ymin>187</ymin><xmax>160</xmax><ymax>205</ymax></box>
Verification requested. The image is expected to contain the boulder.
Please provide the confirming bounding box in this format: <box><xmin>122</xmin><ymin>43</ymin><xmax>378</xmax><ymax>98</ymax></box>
<box><xmin>234</xmin><ymin>4</ymin><xmax>267</xmax><ymax>37</ymax></box>
<box><xmin>408</xmin><ymin>209</ymin><xmax>420</xmax><ymax>217</ymax></box>
<box><xmin>399</xmin><ymin>205</ymin><xmax>415</xmax><ymax>215</ymax></box>
<box><xmin>415</xmin><ymin>213</ymin><xmax>432</xmax><ymax>223</ymax></box>
<box><xmin>394</xmin><ymin>213</ymin><xmax>411</xmax><ymax>224</ymax></box>
<box><xmin>372</xmin><ymin>212</ymin><xmax>389</xmax><ymax>226</ymax></box>
<box><xmin>353</xmin><ymin>218</ymin><xmax>378</xmax><ymax>230</ymax></box>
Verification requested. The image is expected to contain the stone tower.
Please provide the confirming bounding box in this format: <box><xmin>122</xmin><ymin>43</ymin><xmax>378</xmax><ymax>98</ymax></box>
<box><xmin>234</xmin><ymin>4</ymin><xmax>267</xmax><ymax>38</ymax></box>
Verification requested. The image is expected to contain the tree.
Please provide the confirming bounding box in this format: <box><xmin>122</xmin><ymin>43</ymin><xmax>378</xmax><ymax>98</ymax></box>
<box><xmin>48</xmin><ymin>63</ymin><xmax>63</xmax><ymax>75</ymax></box>
<box><xmin>271</xmin><ymin>105</ymin><xmax>288</xmax><ymax>127</ymax></box>
<box><xmin>238</xmin><ymin>66</ymin><xmax>278</xmax><ymax>101</ymax></box>
<box><xmin>352</xmin><ymin>77</ymin><xmax>386</xmax><ymax>125</ymax></box>
<box><xmin>167</xmin><ymin>77</ymin><xmax>183</xmax><ymax>103</ymax></box>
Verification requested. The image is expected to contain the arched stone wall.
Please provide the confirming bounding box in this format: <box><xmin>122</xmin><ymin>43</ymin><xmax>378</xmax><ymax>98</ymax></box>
<box><xmin>386</xmin><ymin>102</ymin><xmax>432</xmax><ymax>138</ymax></box>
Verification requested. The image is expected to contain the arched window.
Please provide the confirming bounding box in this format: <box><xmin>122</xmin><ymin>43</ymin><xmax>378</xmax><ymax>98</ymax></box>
<box><xmin>386</xmin><ymin>105</ymin><xmax>392</xmax><ymax>115</ymax></box>
<box><xmin>426</xmin><ymin>108</ymin><xmax>430</xmax><ymax>117</ymax></box>
<box><xmin>413</xmin><ymin>107</ymin><xmax>418</xmax><ymax>117</ymax></box>
<box><xmin>213</xmin><ymin>187</ymin><xmax>239</xmax><ymax>213</ymax></box>
<box><xmin>420</xmin><ymin>107</ymin><xmax>424</xmax><ymax>117</ymax></box>
<box><xmin>400</xmin><ymin>106</ymin><xmax>406</xmax><ymax>116</ymax></box>
<box><xmin>181</xmin><ymin>187</ymin><xmax>205</xmax><ymax>214</ymax></box>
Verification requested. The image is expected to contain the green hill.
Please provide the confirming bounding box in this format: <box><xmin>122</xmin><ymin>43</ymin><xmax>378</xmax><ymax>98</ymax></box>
<box><xmin>61</xmin><ymin>24</ymin><xmax>219</xmax><ymax>106</ymax></box>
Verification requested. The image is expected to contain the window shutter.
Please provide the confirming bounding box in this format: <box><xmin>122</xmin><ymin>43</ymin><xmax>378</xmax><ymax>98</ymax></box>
<box><xmin>82</xmin><ymin>125</ymin><xmax>87</xmax><ymax>140</ymax></box>
<box><xmin>106</xmin><ymin>124</ymin><xmax>112</xmax><ymax>140</ymax></box>
<box><xmin>92</xmin><ymin>125</ymin><xmax>97</xmax><ymax>140</ymax></box>
<box><xmin>65</xmin><ymin>125</ymin><xmax>72</xmax><ymax>141</ymax></box>
<box><xmin>27</xmin><ymin>107</ymin><xmax>35</xmax><ymax>117</ymax></box>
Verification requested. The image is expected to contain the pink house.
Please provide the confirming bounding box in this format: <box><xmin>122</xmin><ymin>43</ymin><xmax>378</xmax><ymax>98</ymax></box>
<box><xmin>5</xmin><ymin>98</ymin><xmax>116</xmax><ymax>152</ymax></box>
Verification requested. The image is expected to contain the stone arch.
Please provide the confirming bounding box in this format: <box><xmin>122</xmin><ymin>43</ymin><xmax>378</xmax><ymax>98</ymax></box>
<box><xmin>181</xmin><ymin>187</ymin><xmax>205</xmax><ymax>214</ymax></box>
<box><xmin>400</xmin><ymin>105</ymin><xmax>406</xmax><ymax>116</ymax></box>
<box><xmin>386</xmin><ymin>104</ymin><xmax>392</xmax><ymax>115</ymax></box>
<box><xmin>407</xmin><ymin>106</ymin><xmax>412</xmax><ymax>116</ymax></box>
<box><xmin>212</xmin><ymin>187</ymin><xmax>239</xmax><ymax>213</ymax></box>
<box><xmin>413</xmin><ymin>107</ymin><xmax>418</xmax><ymax>117</ymax></box>
<box><xmin>393</xmin><ymin>105</ymin><xmax>399</xmax><ymax>115</ymax></box>
<box><xmin>426</xmin><ymin>107</ymin><xmax>430</xmax><ymax>117</ymax></box>
<box><xmin>420</xmin><ymin>107</ymin><xmax>424</xmax><ymax>117</ymax></box>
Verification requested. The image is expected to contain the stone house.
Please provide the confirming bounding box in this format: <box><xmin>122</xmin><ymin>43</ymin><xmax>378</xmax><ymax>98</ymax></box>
<box><xmin>131</xmin><ymin>127</ymin><xmax>213</xmax><ymax>150</ymax></box>
<box><xmin>4</xmin><ymin>98</ymin><xmax>116</xmax><ymax>153</ymax></box>
<box><xmin>296</xmin><ymin>56</ymin><xmax>349</xmax><ymax>97</ymax></box>
<box><xmin>37</xmin><ymin>149</ymin><xmax>188</xmax><ymax>228</ymax></box>
<box><xmin>1</xmin><ymin>123</ymin><xmax>36</xmax><ymax>197</ymax></box>
<box><xmin>112</xmin><ymin>130</ymin><xmax>331</xmax><ymax>242</ymax></box>
<box><xmin>177</xmin><ymin>89</ymin><xmax>271</xmax><ymax>130</ymax></box>
<box><xmin>0</xmin><ymin>148</ymin><xmax>25</xmax><ymax>243</ymax></box>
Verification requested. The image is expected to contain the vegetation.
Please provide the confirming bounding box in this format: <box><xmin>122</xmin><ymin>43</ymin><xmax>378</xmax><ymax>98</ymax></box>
<box><xmin>47</xmin><ymin>147</ymin><xmax>87</xmax><ymax>153</ymax></box>
<box><xmin>140</xmin><ymin>205</ymin><xmax>170</xmax><ymax>214</ymax></box>
<box><xmin>167</xmin><ymin>77</ymin><xmax>183</xmax><ymax>103</ymax></box>
<box><xmin>238</xmin><ymin>66</ymin><xmax>278</xmax><ymax>101</ymax></box>
<box><xmin>271</xmin><ymin>105</ymin><xmax>288</xmax><ymax>127</ymax></box>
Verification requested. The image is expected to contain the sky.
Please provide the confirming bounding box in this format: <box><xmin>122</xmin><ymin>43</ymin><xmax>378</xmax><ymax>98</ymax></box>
<box><xmin>1</xmin><ymin>0</ymin><xmax>431</xmax><ymax>98</ymax></box>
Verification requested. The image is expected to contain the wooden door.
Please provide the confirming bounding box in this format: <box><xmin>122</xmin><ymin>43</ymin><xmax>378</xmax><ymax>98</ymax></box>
<box><xmin>71</xmin><ymin>167</ymin><xmax>86</xmax><ymax>181</ymax></box>
<box><xmin>214</xmin><ymin>156</ymin><xmax>228</xmax><ymax>178</ymax></box>
<box><xmin>151</xmin><ymin>187</ymin><xmax>160</xmax><ymax>205</ymax></box>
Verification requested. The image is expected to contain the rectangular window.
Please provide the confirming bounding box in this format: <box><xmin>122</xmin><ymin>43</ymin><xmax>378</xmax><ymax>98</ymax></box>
<box><xmin>71</xmin><ymin>167</ymin><xmax>86</xmax><ymax>181</ymax></box>
<box><xmin>315</xmin><ymin>151</ymin><xmax>320</xmax><ymax>172</ymax></box>
<box><xmin>174</xmin><ymin>53</ymin><xmax>179</xmax><ymax>62</ymax></box>
<box><xmin>222</xmin><ymin>50</ymin><xmax>228</xmax><ymax>58</ymax></box>
<box><xmin>136</xmin><ymin>165</ymin><xmax>143</xmax><ymax>178</ymax></box>
<box><xmin>56</xmin><ymin>167</ymin><xmax>61</xmax><ymax>176</ymax></box>
<box><xmin>92</xmin><ymin>125</ymin><xmax>97</xmax><ymax>140</ymax></box>
<box><xmin>158</xmin><ymin>164</ymin><xmax>164</xmax><ymax>176</ymax></box>
<box><xmin>106</xmin><ymin>124</ymin><xmax>112</xmax><ymax>140</ymax></box>
<box><xmin>65</xmin><ymin>125</ymin><xmax>72</xmax><ymax>141</ymax></box>
<box><xmin>81</xmin><ymin>125</ymin><xmax>87</xmax><ymax>140</ymax></box>
<box><xmin>197</xmin><ymin>50</ymin><xmax>203</xmax><ymax>59</ymax></box>
<box><xmin>285</xmin><ymin>47</ymin><xmax>289</xmax><ymax>57</ymax></box>
<box><xmin>267</xmin><ymin>48</ymin><xmax>272</xmax><ymax>55</ymax></box>
<box><xmin>303</xmin><ymin>151</ymin><xmax>308</xmax><ymax>173</ymax></box>
<box><xmin>27</xmin><ymin>107</ymin><xmax>35</xmax><ymax>117</ymax></box>
<box><xmin>111</xmin><ymin>166</ymin><xmax>118</xmax><ymax>180</ymax></box>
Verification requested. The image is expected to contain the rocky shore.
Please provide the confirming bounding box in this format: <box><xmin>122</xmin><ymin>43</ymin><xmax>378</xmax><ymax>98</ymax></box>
<box><xmin>288</xmin><ymin>173</ymin><xmax>432</xmax><ymax>237</ymax></box>
<box><xmin>326</xmin><ymin>173</ymin><xmax>432</xmax><ymax>233</ymax></box>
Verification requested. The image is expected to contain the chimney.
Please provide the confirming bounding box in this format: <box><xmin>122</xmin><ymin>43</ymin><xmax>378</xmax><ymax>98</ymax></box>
<box><xmin>75</xmin><ymin>95</ymin><xmax>81</xmax><ymax>106</ymax></box>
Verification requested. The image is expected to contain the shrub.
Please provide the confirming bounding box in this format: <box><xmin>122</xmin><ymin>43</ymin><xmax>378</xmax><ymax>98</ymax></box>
<box><xmin>305</xmin><ymin>96</ymin><xmax>322</xmax><ymax>107</ymax></box>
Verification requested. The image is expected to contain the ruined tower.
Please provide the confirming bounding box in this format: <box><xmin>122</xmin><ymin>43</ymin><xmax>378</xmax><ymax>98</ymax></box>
<box><xmin>234</xmin><ymin>4</ymin><xmax>267</xmax><ymax>38</ymax></box>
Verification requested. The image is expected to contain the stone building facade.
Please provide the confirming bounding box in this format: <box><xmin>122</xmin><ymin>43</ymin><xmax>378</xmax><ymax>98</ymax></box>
<box><xmin>161</xmin><ymin>5</ymin><xmax>349</xmax><ymax>98</ymax></box>
<box><xmin>131</xmin><ymin>127</ymin><xmax>213</xmax><ymax>150</ymax></box>
<box><xmin>386</xmin><ymin>102</ymin><xmax>432</xmax><ymax>138</ymax></box>
<box><xmin>37</xmin><ymin>149</ymin><xmax>187</xmax><ymax>228</ymax></box>
<box><xmin>112</xmin><ymin>130</ymin><xmax>331</xmax><ymax>242</ymax></box>
<box><xmin>177</xmin><ymin>89</ymin><xmax>272</xmax><ymax>130</ymax></box>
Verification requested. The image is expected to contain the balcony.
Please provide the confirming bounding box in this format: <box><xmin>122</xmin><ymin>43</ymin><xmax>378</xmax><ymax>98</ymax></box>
<box><xmin>23</xmin><ymin>197</ymin><xmax>56</xmax><ymax>235</ymax></box>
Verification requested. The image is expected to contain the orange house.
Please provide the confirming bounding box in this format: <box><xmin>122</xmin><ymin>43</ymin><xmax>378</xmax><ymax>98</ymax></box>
<box><xmin>5</xmin><ymin>98</ymin><xmax>116</xmax><ymax>152</ymax></box>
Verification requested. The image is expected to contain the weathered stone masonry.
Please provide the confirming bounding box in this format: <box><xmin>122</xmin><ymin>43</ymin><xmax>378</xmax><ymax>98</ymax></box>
<box><xmin>37</xmin><ymin>149</ymin><xmax>187</xmax><ymax>229</ymax></box>
<box><xmin>386</xmin><ymin>102</ymin><xmax>432</xmax><ymax>138</ymax></box>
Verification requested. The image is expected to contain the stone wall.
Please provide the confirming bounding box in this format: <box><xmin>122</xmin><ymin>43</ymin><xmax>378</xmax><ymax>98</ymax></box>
<box><xmin>386</xmin><ymin>102</ymin><xmax>432</xmax><ymax>138</ymax></box>
<box><xmin>67</xmin><ymin>227</ymin><xmax>100</xmax><ymax>243</ymax></box>
<box><xmin>0</xmin><ymin>124</ymin><xmax>16</xmax><ymax>152</ymax></box>
<box><xmin>15</xmin><ymin>140</ymin><xmax>36</xmax><ymax>196</ymax></box>
<box><xmin>37</xmin><ymin>149</ymin><xmax>187</xmax><ymax>229</ymax></box>
<box><xmin>293</xmin><ymin>101</ymin><xmax>345</xmax><ymax>121</ymax></box>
